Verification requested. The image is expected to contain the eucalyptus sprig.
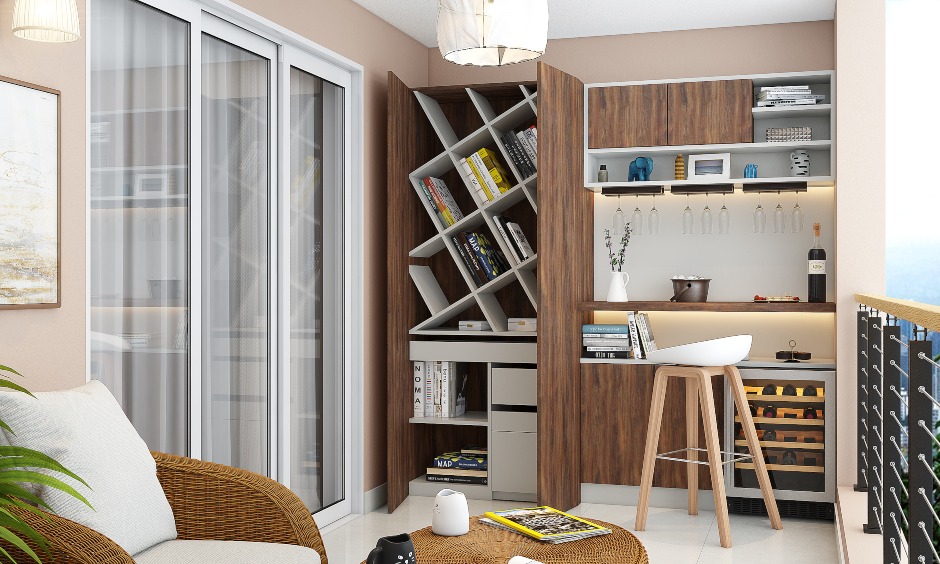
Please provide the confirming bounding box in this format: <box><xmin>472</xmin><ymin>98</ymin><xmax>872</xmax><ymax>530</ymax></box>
<box><xmin>604</xmin><ymin>224</ymin><xmax>632</xmax><ymax>272</ymax></box>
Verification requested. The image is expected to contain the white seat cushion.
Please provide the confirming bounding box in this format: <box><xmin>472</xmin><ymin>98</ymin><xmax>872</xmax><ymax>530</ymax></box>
<box><xmin>0</xmin><ymin>380</ymin><xmax>177</xmax><ymax>555</ymax></box>
<box><xmin>134</xmin><ymin>540</ymin><xmax>321</xmax><ymax>564</ymax></box>
<box><xmin>644</xmin><ymin>335</ymin><xmax>752</xmax><ymax>366</ymax></box>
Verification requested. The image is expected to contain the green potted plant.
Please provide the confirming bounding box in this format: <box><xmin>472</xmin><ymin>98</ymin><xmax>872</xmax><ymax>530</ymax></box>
<box><xmin>0</xmin><ymin>364</ymin><xmax>90</xmax><ymax>563</ymax></box>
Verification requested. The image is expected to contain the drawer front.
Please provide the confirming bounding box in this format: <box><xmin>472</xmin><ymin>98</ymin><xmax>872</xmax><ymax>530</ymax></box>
<box><xmin>492</xmin><ymin>411</ymin><xmax>537</xmax><ymax>433</ymax></box>
<box><xmin>492</xmin><ymin>431</ymin><xmax>537</xmax><ymax>494</ymax></box>
<box><xmin>492</xmin><ymin>368</ymin><xmax>537</xmax><ymax>406</ymax></box>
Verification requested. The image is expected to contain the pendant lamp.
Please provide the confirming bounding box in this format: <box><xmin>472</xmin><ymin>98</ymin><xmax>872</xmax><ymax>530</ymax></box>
<box><xmin>437</xmin><ymin>0</ymin><xmax>548</xmax><ymax>66</ymax></box>
<box><xmin>13</xmin><ymin>0</ymin><xmax>81</xmax><ymax>42</ymax></box>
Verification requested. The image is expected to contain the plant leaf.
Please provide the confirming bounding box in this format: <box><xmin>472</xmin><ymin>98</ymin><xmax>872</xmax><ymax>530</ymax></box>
<box><xmin>0</xmin><ymin>366</ymin><xmax>22</xmax><ymax>378</ymax></box>
<box><xmin>0</xmin><ymin>380</ymin><xmax>34</xmax><ymax>399</ymax></box>
<box><xmin>0</xmin><ymin>472</ymin><xmax>91</xmax><ymax>508</ymax></box>
<box><xmin>0</xmin><ymin>447</ymin><xmax>91</xmax><ymax>488</ymax></box>
<box><xmin>0</xmin><ymin>526</ymin><xmax>41</xmax><ymax>563</ymax></box>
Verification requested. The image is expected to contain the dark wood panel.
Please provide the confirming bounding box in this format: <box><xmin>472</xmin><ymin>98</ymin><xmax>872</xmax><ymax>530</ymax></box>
<box><xmin>588</xmin><ymin>85</ymin><xmax>668</xmax><ymax>149</ymax></box>
<box><xmin>387</xmin><ymin>72</ymin><xmax>441</xmax><ymax>512</ymax></box>
<box><xmin>667</xmin><ymin>79</ymin><xmax>753</xmax><ymax>146</ymax></box>
<box><xmin>536</xmin><ymin>63</ymin><xmax>589</xmax><ymax>511</ymax></box>
<box><xmin>581</xmin><ymin>363</ymin><xmax>724</xmax><ymax>488</ymax></box>
<box><xmin>416</xmin><ymin>81</ymin><xmax>536</xmax><ymax>103</ymax></box>
<box><xmin>579</xmin><ymin>301</ymin><xmax>837</xmax><ymax>313</ymax></box>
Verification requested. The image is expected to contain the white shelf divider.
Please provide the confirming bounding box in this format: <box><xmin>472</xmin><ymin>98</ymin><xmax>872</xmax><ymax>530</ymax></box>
<box><xmin>414</xmin><ymin>91</ymin><xmax>458</xmax><ymax>149</ymax></box>
<box><xmin>409</xmin><ymin>265</ymin><xmax>450</xmax><ymax>316</ymax></box>
<box><xmin>466</xmin><ymin>88</ymin><xmax>497</xmax><ymax>123</ymax></box>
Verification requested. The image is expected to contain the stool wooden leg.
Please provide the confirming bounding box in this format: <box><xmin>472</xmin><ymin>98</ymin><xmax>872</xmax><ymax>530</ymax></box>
<box><xmin>726</xmin><ymin>365</ymin><xmax>783</xmax><ymax>530</ymax></box>
<box><xmin>686</xmin><ymin>377</ymin><xmax>699</xmax><ymax>515</ymax></box>
<box><xmin>698</xmin><ymin>371</ymin><xmax>733</xmax><ymax>548</ymax></box>
<box><xmin>635</xmin><ymin>371</ymin><xmax>669</xmax><ymax>532</ymax></box>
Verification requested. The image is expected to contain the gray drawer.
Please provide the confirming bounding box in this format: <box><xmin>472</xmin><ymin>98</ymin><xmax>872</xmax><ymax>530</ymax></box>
<box><xmin>492</xmin><ymin>411</ymin><xmax>537</xmax><ymax>433</ymax></box>
<box><xmin>492</xmin><ymin>368</ymin><xmax>537</xmax><ymax>406</ymax></box>
<box><xmin>491</xmin><ymin>431</ymin><xmax>537</xmax><ymax>495</ymax></box>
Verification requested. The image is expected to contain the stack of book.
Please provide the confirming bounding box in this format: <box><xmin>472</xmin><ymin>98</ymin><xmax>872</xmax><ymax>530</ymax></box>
<box><xmin>459</xmin><ymin>148</ymin><xmax>514</xmax><ymax>204</ymax></box>
<box><xmin>412</xmin><ymin>361</ymin><xmax>467</xmax><ymax>419</ymax></box>
<box><xmin>499</xmin><ymin>125</ymin><xmax>538</xmax><ymax>180</ymax></box>
<box><xmin>480</xmin><ymin>506</ymin><xmax>611</xmax><ymax>544</ymax></box>
<box><xmin>582</xmin><ymin>313</ymin><xmax>657</xmax><ymax>360</ymax></box>
<box><xmin>451</xmin><ymin>231</ymin><xmax>511</xmax><ymax>287</ymax></box>
<box><xmin>756</xmin><ymin>86</ymin><xmax>826</xmax><ymax>107</ymax></box>
<box><xmin>419</xmin><ymin>176</ymin><xmax>464</xmax><ymax>227</ymax></box>
<box><xmin>427</xmin><ymin>447</ymin><xmax>488</xmax><ymax>485</ymax></box>
<box><xmin>492</xmin><ymin>214</ymin><xmax>535</xmax><ymax>265</ymax></box>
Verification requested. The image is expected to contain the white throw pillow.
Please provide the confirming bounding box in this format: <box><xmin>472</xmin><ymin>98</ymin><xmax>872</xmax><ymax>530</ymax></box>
<box><xmin>0</xmin><ymin>380</ymin><xmax>177</xmax><ymax>555</ymax></box>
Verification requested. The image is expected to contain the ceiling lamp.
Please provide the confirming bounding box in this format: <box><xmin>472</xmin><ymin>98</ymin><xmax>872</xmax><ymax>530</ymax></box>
<box><xmin>438</xmin><ymin>0</ymin><xmax>548</xmax><ymax>67</ymax></box>
<box><xmin>12</xmin><ymin>0</ymin><xmax>81</xmax><ymax>42</ymax></box>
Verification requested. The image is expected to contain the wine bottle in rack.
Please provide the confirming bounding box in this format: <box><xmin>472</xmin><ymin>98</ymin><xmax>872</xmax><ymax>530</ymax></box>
<box><xmin>807</xmin><ymin>222</ymin><xmax>827</xmax><ymax>303</ymax></box>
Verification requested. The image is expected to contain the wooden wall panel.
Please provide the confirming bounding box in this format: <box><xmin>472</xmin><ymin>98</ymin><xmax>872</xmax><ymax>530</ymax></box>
<box><xmin>536</xmin><ymin>63</ymin><xmax>589</xmax><ymax>511</ymax></box>
<box><xmin>386</xmin><ymin>72</ymin><xmax>439</xmax><ymax>512</ymax></box>
<box><xmin>588</xmin><ymin>85</ymin><xmax>668</xmax><ymax>149</ymax></box>
<box><xmin>666</xmin><ymin>79</ymin><xmax>753</xmax><ymax>146</ymax></box>
<box><xmin>581</xmin><ymin>363</ymin><xmax>724</xmax><ymax>488</ymax></box>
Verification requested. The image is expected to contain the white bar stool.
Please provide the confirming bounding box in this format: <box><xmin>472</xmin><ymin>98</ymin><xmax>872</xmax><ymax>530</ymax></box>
<box><xmin>634</xmin><ymin>335</ymin><xmax>782</xmax><ymax>548</ymax></box>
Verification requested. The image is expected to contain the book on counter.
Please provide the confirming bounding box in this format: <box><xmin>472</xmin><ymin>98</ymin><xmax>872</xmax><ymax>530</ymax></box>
<box><xmin>426</xmin><ymin>468</ymin><xmax>488</xmax><ymax>485</ymax></box>
<box><xmin>415</xmin><ymin>361</ymin><xmax>467</xmax><ymax>418</ymax></box>
<box><xmin>581</xmin><ymin>316</ymin><xmax>657</xmax><ymax>360</ymax></box>
<box><xmin>481</xmin><ymin>506</ymin><xmax>611</xmax><ymax>544</ymax></box>
<box><xmin>432</xmin><ymin>451</ymin><xmax>488</xmax><ymax>471</ymax></box>
<box><xmin>756</xmin><ymin>85</ymin><xmax>826</xmax><ymax>107</ymax></box>
<box><xmin>461</xmin><ymin>446</ymin><xmax>487</xmax><ymax>456</ymax></box>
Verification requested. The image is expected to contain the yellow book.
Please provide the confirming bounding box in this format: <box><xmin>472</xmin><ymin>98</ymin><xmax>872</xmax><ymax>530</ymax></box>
<box><xmin>476</xmin><ymin>148</ymin><xmax>512</xmax><ymax>194</ymax></box>
<box><xmin>465</xmin><ymin>157</ymin><xmax>495</xmax><ymax>201</ymax></box>
<box><xmin>482</xmin><ymin>506</ymin><xmax>610</xmax><ymax>542</ymax></box>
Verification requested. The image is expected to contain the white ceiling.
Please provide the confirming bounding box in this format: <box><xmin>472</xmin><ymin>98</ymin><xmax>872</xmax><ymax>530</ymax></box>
<box><xmin>351</xmin><ymin>0</ymin><xmax>835</xmax><ymax>48</ymax></box>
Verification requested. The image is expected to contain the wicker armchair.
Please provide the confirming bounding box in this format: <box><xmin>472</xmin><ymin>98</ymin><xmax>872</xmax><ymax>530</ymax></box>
<box><xmin>0</xmin><ymin>452</ymin><xmax>327</xmax><ymax>563</ymax></box>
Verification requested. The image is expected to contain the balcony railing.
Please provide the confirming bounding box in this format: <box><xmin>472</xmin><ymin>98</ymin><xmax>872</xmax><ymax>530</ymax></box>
<box><xmin>855</xmin><ymin>294</ymin><xmax>940</xmax><ymax>563</ymax></box>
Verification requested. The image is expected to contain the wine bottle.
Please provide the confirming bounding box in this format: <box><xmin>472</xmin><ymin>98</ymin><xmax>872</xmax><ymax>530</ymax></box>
<box><xmin>807</xmin><ymin>222</ymin><xmax>826</xmax><ymax>303</ymax></box>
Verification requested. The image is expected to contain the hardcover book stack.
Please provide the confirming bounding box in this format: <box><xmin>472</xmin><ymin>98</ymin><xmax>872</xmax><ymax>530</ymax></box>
<box><xmin>418</xmin><ymin>176</ymin><xmax>464</xmax><ymax>227</ymax></box>
<box><xmin>756</xmin><ymin>85</ymin><xmax>826</xmax><ymax>107</ymax></box>
<box><xmin>412</xmin><ymin>361</ymin><xmax>467</xmax><ymax>419</ymax></box>
<box><xmin>582</xmin><ymin>313</ymin><xmax>657</xmax><ymax>360</ymax></box>
<box><xmin>491</xmin><ymin>214</ymin><xmax>535</xmax><ymax>265</ymax></box>
<box><xmin>459</xmin><ymin>147</ymin><xmax>514</xmax><ymax>205</ymax></box>
<box><xmin>499</xmin><ymin>125</ymin><xmax>538</xmax><ymax>180</ymax></box>
<box><xmin>427</xmin><ymin>447</ymin><xmax>487</xmax><ymax>485</ymax></box>
<box><xmin>452</xmin><ymin>231</ymin><xmax>511</xmax><ymax>287</ymax></box>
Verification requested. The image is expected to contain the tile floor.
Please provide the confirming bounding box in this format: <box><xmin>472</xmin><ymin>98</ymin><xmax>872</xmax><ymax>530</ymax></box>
<box><xmin>321</xmin><ymin>496</ymin><xmax>840</xmax><ymax>563</ymax></box>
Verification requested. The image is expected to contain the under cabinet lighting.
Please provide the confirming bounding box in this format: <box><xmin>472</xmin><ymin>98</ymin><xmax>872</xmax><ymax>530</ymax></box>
<box><xmin>438</xmin><ymin>0</ymin><xmax>548</xmax><ymax>67</ymax></box>
<box><xmin>13</xmin><ymin>0</ymin><xmax>81</xmax><ymax>42</ymax></box>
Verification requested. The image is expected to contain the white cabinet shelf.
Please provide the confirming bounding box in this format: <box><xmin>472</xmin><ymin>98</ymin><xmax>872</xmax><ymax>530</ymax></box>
<box><xmin>587</xmin><ymin>140</ymin><xmax>831</xmax><ymax>158</ymax></box>
<box><xmin>752</xmin><ymin>104</ymin><xmax>832</xmax><ymax>118</ymax></box>
<box><xmin>409</xmin><ymin>411</ymin><xmax>488</xmax><ymax>427</ymax></box>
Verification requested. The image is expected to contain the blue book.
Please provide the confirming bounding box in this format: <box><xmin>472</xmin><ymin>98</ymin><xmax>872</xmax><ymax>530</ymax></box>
<box><xmin>582</xmin><ymin>324</ymin><xmax>633</xmax><ymax>334</ymax></box>
<box><xmin>466</xmin><ymin>232</ymin><xmax>499</xmax><ymax>281</ymax></box>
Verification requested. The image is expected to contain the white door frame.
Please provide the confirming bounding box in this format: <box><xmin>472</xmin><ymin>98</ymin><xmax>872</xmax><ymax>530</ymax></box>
<box><xmin>86</xmin><ymin>0</ymin><xmax>365</xmax><ymax>525</ymax></box>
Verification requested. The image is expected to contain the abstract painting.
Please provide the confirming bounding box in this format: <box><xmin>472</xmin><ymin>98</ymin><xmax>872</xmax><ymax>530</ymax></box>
<box><xmin>0</xmin><ymin>77</ymin><xmax>60</xmax><ymax>308</ymax></box>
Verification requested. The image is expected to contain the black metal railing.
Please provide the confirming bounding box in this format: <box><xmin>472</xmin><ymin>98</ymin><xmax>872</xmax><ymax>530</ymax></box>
<box><xmin>856</xmin><ymin>295</ymin><xmax>940</xmax><ymax>563</ymax></box>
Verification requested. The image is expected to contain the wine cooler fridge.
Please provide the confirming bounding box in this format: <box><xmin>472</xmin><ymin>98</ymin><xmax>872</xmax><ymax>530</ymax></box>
<box><xmin>724</xmin><ymin>367</ymin><xmax>836</xmax><ymax>519</ymax></box>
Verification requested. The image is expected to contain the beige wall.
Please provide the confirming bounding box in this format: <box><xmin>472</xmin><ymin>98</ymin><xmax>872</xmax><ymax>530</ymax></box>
<box><xmin>428</xmin><ymin>21</ymin><xmax>834</xmax><ymax>86</ymax></box>
<box><xmin>0</xmin><ymin>0</ymin><xmax>87</xmax><ymax>393</ymax></box>
<box><xmin>227</xmin><ymin>0</ymin><xmax>430</xmax><ymax>492</ymax></box>
<box><xmin>834</xmin><ymin>0</ymin><xmax>886</xmax><ymax>487</ymax></box>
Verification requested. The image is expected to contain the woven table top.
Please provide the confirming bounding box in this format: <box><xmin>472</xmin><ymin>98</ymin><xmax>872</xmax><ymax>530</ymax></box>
<box><xmin>362</xmin><ymin>516</ymin><xmax>649</xmax><ymax>564</ymax></box>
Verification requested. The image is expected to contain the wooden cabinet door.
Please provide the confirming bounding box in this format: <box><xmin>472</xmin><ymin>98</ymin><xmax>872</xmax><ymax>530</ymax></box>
<box><xmin>667</xmin><ymin>79</ymin><xmax>753</xmax><ymax>146</ymax></box>
<box><xmin>588</xmin><ymin>84</ymin><xmax>667</xmax><ymax>148</ymax></box>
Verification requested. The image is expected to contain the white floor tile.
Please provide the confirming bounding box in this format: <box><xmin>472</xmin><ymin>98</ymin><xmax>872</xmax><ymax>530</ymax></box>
<box><xmin>321</xmin><ymin>497</ymin><xmax>840</xmax><ymax>564</ymax></box>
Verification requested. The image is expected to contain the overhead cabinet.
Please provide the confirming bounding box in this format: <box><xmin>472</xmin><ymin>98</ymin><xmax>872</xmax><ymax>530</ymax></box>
<box><xmin>587</xmin><ymin>84</ymin><xmax>667</xmax><ymax>149</ymax></box>
<box><xmin>666</xmin><ymin>79</ymin><xmax>753</xmax><ymax>146</ymax></box>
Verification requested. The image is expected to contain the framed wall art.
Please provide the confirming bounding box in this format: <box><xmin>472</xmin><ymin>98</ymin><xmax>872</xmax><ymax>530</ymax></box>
<box><xmin>0</xmin><ymin>76</ymin><xmax>61</xmax><ymax>309</ymax></box>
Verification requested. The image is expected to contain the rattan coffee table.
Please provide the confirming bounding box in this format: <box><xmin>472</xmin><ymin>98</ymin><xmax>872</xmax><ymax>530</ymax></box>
<box><xmin>363</xmin><ymin>516</ymin><xmax>648</xmax><ymax>564</ymax></box>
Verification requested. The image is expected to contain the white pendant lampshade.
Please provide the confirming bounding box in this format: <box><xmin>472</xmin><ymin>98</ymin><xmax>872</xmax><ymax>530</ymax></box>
<box><xmin>13</xmin><ymin>0</ymin><xmax>81</xmax><ymax>42</ymax></box>
<box><xmin>438</xmin><ymin>0</ymin><xmax>548</xmax><ymax>66</ymax></box>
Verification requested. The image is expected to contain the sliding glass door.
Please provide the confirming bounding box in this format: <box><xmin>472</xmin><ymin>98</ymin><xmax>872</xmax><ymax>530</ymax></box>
<box><xmin>90</xmin><ymin>0</ymin><xmax>355</xmax><ymax>524</ymax></box>
<box><xmin>201</xmin><ymin>20</ymin><xmax>275</xmax><ymax>477</ymax></box>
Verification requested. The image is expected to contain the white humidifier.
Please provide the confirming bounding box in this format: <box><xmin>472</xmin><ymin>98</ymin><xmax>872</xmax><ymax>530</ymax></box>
<box><xmin>432</xmin><ymin>489</ymin><xmax>469</xmax><ymax>536</ymax></box>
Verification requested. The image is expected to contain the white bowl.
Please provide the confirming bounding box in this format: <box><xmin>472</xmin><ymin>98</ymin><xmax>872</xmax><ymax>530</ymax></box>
<box><xmin>645</xmin><ymin>335</ymin><xmax>752</xmax><ymax>367</ymax></box>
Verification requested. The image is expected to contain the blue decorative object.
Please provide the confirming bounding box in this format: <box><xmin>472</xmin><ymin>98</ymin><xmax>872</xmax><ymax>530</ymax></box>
<box><xmin>744</xmin><ymin>163</ymin><xmax>758</xmax><ymax>178</ymax></box>
<box><xmin>628</xmin><ymin>157</ymin><xmax>654</xmax><ymax>182</ymax></box>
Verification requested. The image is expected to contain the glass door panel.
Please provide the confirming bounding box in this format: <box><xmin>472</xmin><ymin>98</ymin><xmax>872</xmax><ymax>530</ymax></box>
<box><xmin>89</xmin><ymin>0</ymin><xmax>190</xmax><ymax>455</ymax></box>
<box><xmin>287</xmin><ymin>66</ymin><xmax>345</xmax><ymax>512</ymax></box>
<box><xmin>201</xmin><ymin>32</ymin><xmax>273</xmax><ymax>475</ymax></box>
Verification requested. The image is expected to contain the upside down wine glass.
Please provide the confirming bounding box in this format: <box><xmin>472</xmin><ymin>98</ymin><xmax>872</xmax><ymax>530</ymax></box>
<box><xmin>648</xmin><ymin>196</ymin><xmax>660</xmax><ymax>235</ymax></box>
<box><xmin>701</xmin><ymin>194</ymin><xmax>714</xmax><ymax>235</ymax></box>
<box><xmin>773</xmin><ymin>192</ymin><xmax>786</xmax><ymax>234</ymax></box>
<box><xmin>682</xmin><ymin>194</ymin><xmax>694</xmax><ymax>234</ymax></box>
<box><xmin>631</xmin><ymin>195</ymin><xmax>643</xmax><ymax>237</ymax></box>
<box><xmin>612</xmin><ymin>196</ymin><xmax>626</xmax><ymax>240</ymax></box>
<box><xmin>791</xmin><ymin>192</ymin><xmax>805</xmax><ymax>233</ymax></box>
<box><xmin>718</xmin><ymin>193</ymin><xmax>731</xmax><ymax>234</ymax></box>
<box><xmin>753</xmin><ymin>192</ymin><xmax>767</xmax><ymax>233</ymax></box>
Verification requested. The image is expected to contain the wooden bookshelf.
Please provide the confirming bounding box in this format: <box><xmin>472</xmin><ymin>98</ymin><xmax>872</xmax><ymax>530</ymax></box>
<box><xmin>579</xmin><ymin>301</ymin><xmax>836</xmax><ymax>313</ymax></box>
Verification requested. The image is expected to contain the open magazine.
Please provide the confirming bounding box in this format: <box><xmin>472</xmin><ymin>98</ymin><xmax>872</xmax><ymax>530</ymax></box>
<box><xmin>481</xmin><ymin>506</ymin><xmax>611</xmax><ymax>544</ymax></box>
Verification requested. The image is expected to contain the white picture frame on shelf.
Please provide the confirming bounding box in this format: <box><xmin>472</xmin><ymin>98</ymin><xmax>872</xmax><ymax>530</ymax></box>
<box><xmin>134</xmin><ymin>173</ymin><xmax>169</xmax><ymax>196</ymax></box>
<box><xmin>688</xmin><ymin>153</ymin><xmax>731</xmax><ymax>180</ymax></box>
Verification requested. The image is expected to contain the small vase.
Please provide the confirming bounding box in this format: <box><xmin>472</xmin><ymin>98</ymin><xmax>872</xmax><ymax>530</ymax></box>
<box><xmin>366</xmin><ymin>533</ymin><xmax>415</xmax><ymax>564</ymax></box>
<box><xmin>607</xmin><ymin>271</ymin><xmax>629</xmax><ymax>302</ymax></box>
<box><xmin>432</xmin><ymin>489</ymin><xmax>469</xmax><ymax>536</ymax></box>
